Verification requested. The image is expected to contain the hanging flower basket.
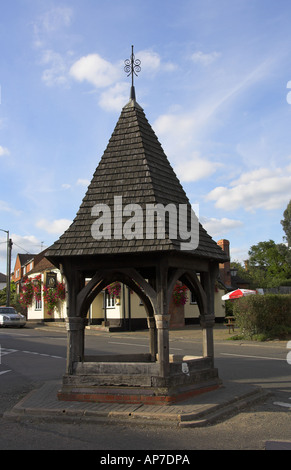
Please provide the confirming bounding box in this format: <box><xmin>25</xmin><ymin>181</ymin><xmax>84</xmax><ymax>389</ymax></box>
<box><xmin>20</xmin><ymin>276</ymin><xmax>34</xmax><ymax>307</ymax></box>
<box><xmin>33</xmin><ymin>274</ymin><xmax>42</xmax><ymax>302</ymax></box>
<box><xmin>57</xmin><ymin>282</ymin><xmax>66</xmax><ymax>300</ymax></box>
<box><xmin>43</xmin><ymin>282</ymin><xmax>66</xmax><ymax>316</ymax></box>
<box><xmin>19</xmin><ymin>274</ymin><xmax>66</xmax><ymax>316</ymax></box>
<box><xmin>172</xmin><ymin>284</ymin><xmax>188</xmax><ymax>306</ymax></box>
<box><xmin>106</xmin><ymin>282</ymin><xmax>121</xmax><ymax>298</ymax></box>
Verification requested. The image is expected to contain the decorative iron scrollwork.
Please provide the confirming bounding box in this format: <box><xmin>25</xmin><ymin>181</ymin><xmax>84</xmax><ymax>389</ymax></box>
<box><xmin>124</xmin><ymin>45</ymin><xmax>141</xmax><ymax>86</ymax></box>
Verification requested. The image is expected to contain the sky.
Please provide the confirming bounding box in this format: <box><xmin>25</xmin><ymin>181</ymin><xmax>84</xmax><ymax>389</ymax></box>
<box><xmin>1</xmin><ymin>0</ymin><xmax>291</xmax><ymax>275</ymax></box>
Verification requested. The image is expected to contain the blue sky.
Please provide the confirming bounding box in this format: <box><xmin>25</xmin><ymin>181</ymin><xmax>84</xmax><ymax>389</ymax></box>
<box><xmin>1</xmin><ymin>0</ymin><xmax>291</xmax><ymax>274</ymax></box>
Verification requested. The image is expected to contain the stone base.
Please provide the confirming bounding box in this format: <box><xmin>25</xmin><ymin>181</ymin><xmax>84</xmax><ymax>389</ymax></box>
<box><xmin>58</xmin><ymin>355</ymin><xmax>221</xmax><ymax>405</ymax></box>
<box><xmin>58</xmin><ymin>382</ymin><xmax>221</xmax><ymax>405</ymax></box>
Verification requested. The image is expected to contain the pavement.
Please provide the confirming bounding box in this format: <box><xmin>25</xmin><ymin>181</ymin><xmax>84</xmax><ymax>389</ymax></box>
<box><xmin>3</xmin><ymin>322</ymin><xmax>291</xmax><ymax>449</ymax></box>
<box><xmin>3</xmin><ymin>378</ymin><xmax>270</xmax><ymax>429</ymax></box>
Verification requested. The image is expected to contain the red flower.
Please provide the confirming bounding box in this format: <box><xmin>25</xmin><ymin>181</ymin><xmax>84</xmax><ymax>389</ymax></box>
<box><xmin>172</xmin><ymin>284</ymin><xmax>188</xmax><ymax>306</ymax></box>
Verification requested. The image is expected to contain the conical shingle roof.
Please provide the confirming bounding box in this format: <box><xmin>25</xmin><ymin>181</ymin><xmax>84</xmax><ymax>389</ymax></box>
<box><xmin>46</xmin><ymin>97</ymin><xmax>228</xmax><ymax>262</ymax></box>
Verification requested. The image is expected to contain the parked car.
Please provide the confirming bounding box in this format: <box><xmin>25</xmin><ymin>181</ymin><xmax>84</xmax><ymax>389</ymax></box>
<box><xmin>0</xmin><ymin>306</ymin><xmax>26</xmax><ymax>328</ymax></box>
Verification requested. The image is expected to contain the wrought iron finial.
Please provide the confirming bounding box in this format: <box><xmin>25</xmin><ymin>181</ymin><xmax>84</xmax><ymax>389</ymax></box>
<box><xmin>124</xmin><ymin>45</ymin><xmax>141</xmax><ymax>89</ymax></box>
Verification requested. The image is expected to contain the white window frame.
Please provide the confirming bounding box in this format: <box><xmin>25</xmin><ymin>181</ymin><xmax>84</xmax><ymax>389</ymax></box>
<box><xmin>35</xmin><ymin>299</ymin><xmax>42</xmax><ymax>311</ymax></box>
<box><xmin>104</xmin><ymin>292</ymin><xmax>115</xmax><ymax>309</ymax></box>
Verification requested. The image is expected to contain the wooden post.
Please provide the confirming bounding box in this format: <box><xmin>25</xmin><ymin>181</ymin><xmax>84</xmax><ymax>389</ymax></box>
<box><xmin>147</xmin><ymin>316</ymin><xmax>157</xmax><ymax>361</ymax></box>
<box><xmin>63</xmin><ymin>265</ymin><xmax>86</xmax><ymax>374</ymax></box>
<box><xmin>200</xmin><ymin>264</ymin><xmax>218</xmax><ymax>361</ymax></box>
<box><xmin>155</xmin><ymin>314</ymin><xmax>170</xmax><ymax>377</ymax></box>
<box><xmin>200</xmin><ymin>314</ymin><xmax>215</xmax><ymax>360</ymax></box>
<box><xmin>155</xmin><ymin>263</ymin><xmax>170</xmax><ymax>377</ymax></box>
<box><xmin>65</xmin><ymin>317</ymin><xmax>87</xmax><ymax>374</ymax></box>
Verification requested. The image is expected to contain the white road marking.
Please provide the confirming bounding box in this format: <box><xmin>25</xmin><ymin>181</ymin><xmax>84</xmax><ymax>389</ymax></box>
<box><xmin>1</xmin><ymin>347</ymin><xmax>63</xmax><ymax>360</ymax></box>
<box><xmin>220</xmin><ymin>353</ymin><xmax>286</xmax><ymax>361</ymax></box>
<box><xmin>0</xmin><ymin>332</ymin><xmax>31</xmax><ymax>337</ymax></box>
<box><xmin>273</xmin><ymin>396</ymin><xmax>291</xmax><ymax>409</ymax></box>
<box><xmin>0</xmin><ymin>348</ymin><xmax>17</xmax><ymax>356</ymax></box>
<box><xmin>0</xmin><ymin>370</ymin><xmax>11</xmax><ymax>376</ymax></box>
<box><xmin>109</xmin><ymin>341</ymin><xmax>151</xmax><ymax>347</ymax></box>
<box><xmin>108</xmin><ymin>341</ymin><xmax>182</xmax><ymax>351</ymax></box>
<box><xmin>21</xmin><ymin>350</ymin><xmax>64</xmax><ymax>359</ymax></box>
<box><xmin>273</xmin><ymin>401</ymin><xmax>291</xmax><ymax>409</ymax></box>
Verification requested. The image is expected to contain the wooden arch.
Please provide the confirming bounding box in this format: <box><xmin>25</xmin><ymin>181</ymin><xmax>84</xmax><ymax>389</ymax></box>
<box><xmin>166</xmin><ymin>268</ymin><xmax>208</xmax><ymax>318</ymax></box>
<box><xmin>76</xmin><ymin>268</ymin><xmax>157</xmax><ymax>321</ymax></box>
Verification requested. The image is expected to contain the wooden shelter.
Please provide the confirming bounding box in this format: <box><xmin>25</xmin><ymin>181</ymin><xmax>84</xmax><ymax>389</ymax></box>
<box><xmin>46</xmin><ymin>67</ymin><xmax>228</xmax><ymax>404</ymax></box>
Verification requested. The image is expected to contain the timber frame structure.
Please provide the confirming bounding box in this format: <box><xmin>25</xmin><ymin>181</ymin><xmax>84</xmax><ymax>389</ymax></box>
<box><xmin>46</xmin><ymin>80</ymin><xmax>229</xmax><ymax>404</ymax></box>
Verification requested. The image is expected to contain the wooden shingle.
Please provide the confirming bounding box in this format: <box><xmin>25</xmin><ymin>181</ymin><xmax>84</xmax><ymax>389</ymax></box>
<box><xmin>46</xmin><ymin>98</ymin><xmax>228</xmax><ymax>262</ymax></box>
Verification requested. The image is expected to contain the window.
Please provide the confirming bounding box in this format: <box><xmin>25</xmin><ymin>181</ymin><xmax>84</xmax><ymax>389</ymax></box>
<box><xmin>35</xmin><ymin>299</ymin><xmax>42</xmax><ymax>311</ymax></box>
<box><xmin>190</xmin><ymin>291</ymin><xmax>197</xmax><ymax>304</ymax></box>
<box><xmin>104</xmin><ymin>292</ymin><xmax>115</xmax><ymax>308</ymax></box>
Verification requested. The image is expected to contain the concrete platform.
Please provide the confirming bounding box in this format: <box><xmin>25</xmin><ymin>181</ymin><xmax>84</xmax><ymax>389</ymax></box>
<box><xmin>265</xmin><ymin>441</ymin><xmax>291</xmax><ymax>450</ymax></box>
<box><xmin>3</xmin><ymin>380</ymin><xmax>270</xmax><ymax>428</ymax></box>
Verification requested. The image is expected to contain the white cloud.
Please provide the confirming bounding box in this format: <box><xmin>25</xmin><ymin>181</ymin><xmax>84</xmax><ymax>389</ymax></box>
<box><xmin>191</xmin><ymin>51</ymin><xmax>221</xmax><ymax>66</ymax></box>
<box><xmin>33</xmin><ymin>6</ymin><xmax>74</xmax><ymax>87</ymax></box>
<box><xmin>99</xmin><ymin>82</ymin><xmax>129</xmax><ymax>111</ymax></box>
<box><xmin>137</xmin><ymin>50</ymin><xmax>160</xmax><ymax>70</ymax></box>
<box><xmin>137</xmin><ymin>50</ymin><xmax>176</xmax><ymax>73</ymax></box>
<box><xmin>0</xmin><ymin>200</ymin><xmax>22</xmax><ymax>216</ymax></box>
<box><xmin>206</xmin><ymin>164</ymin><xmax>291</xmax><ymax>212</ymax></box>
<box><xmin>40</xmin><ymin>6</ymin><xmax>73</xmax><ymax>33</ymax></box>
<box><xmin>154</xmin><ymin>112</ymin><xmax>197</xmax><ymax>151</ymax></box>
<box><xmin>36</xmin><ymin>218</ymin><xmax>72</xmax><ymax>235</ymax></box>
<box><xmin>0</xmin><ymin>200</ymin><xmax>12</xmax><ymax>212</ymax></box>
<box><xmin>70</xmin><ymin>54</ymin><xmax>120</xmax><ymax>88</ymax></box>
<box><xmin>33</xmin><ymin>6</ymin><xmax>73</xmax><ymax>50</ymax></box>
<box><xmin>13</xmin><ymin>234</ymin><xmax>41</xmax><ymax>250</ymax></box>
<box><xmin>1</xmin><ymin>234</ymin><xmax>43</xmax><ymax>262</ymax></box>
<box><xmin>0</xmin><ymin>146</ymin><xmax>9</xmax><ymax>157</ymax></box>
<box><xmin>175</xmin><ymin>152</ymin><xmax>222</xmax><ymax>182</ymax></box>
<box><xmin>201</xmin><ymin>216</ymin><xmax>243</xmax><ymax>238</ymax></box>
<box><xmin>41</xmin><ymin>50</ymin><xmax>69</xmax><ymax>87</ymax></box>
<box><xmin>154</xmin><ymin>57</ymin><xmax>275</xmax><ymax>146</ymax></box>
<box><xmin>152</xmin><ymin>55</ymin><xmax>279</xmax><ymax>184</ymax></box>
<box><xmin>77</xmin><ymin>178</ymin><xmax>90</xmax><ymax>187</ymax></box>
<box><xmin>69</xmin><ymin>49</ymin><xmax>175</xmax><ymax>111</ymax></box>
<box><xmin>229</xmin><ymin>246</ymin><xmax>249</xmax><ymax>264</ymax></box>
<box><xmin>153</xmin><ymin>109</ymin><xmax>223</xmax><ymax>182</ymax></box>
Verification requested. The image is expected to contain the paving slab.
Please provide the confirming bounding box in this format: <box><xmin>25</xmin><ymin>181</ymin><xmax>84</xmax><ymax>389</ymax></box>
<box><xmin>3</xmin><ymin>379</ymin><xmax>270</xmax><ymax>428</ymax></box>
<box><xmin>265</xmin><ymin>441</ymin><xmax>291</xmax><ymax>450</ymax></box>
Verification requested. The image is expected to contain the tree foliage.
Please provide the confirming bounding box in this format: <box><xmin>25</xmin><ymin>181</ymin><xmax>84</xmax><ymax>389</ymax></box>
<box><xmin>281</xmin><ymin>199</ymin><xmax>291</xmax><ymax>247</ymax></box>
<box><xmin>0</xmin><ymin>282</ymin><xmax>22</xmax><ymax>311</ymax></box>
<box><xmin>247</xmin><ymin>240</ymin><xmax>291</xmax><ymax>288</ymax></box>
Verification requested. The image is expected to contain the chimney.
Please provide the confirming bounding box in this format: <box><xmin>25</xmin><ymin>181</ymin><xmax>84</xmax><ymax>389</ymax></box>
<box><xmin>217</xmin><ymin>239</ymin><xmax>231</xmax><ymax>287</ymax></box>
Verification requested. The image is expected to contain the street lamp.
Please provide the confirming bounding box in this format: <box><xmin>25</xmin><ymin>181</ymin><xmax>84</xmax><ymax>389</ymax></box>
<box><xmin>0</xmin><ymin>229</ymin><xmax>12</xmax><ymax>307</ymax></box>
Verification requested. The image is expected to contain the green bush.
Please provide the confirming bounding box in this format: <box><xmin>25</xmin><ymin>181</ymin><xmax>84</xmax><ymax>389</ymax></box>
<box><xmin>232</xmin><ymin>294</ymin><xmax>291</xmax><ymax>340</ymax></box>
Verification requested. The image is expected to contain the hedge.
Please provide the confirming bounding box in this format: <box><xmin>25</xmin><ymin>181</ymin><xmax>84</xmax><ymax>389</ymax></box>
<box><xmin>232</xmin><ymin>294</ymin><xmax>291</xmax><ymax>340</ymax></box>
